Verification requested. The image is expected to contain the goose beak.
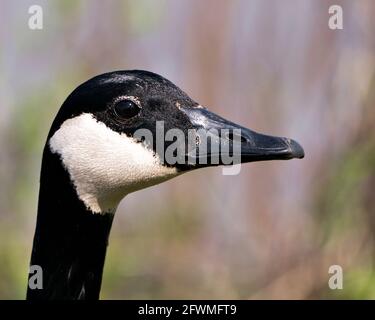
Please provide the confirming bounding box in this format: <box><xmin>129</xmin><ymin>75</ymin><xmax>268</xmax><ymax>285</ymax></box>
<box><xmin>180</xmin><ymin>107</ymin><xmax>304</xmax><ymax>167</ymax></box>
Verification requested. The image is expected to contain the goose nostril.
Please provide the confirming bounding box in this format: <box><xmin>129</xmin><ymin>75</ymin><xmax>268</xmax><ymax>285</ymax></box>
<box><xmin>225</xmin><ymin>131</ymin><xmax>247</xmax><ymax>143</ymax></box>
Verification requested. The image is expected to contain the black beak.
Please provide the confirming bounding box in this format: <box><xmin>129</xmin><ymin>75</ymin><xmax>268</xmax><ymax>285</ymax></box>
<box><xmin>180</xmin><ymin>106</ymin><xmax>304</xmax><ymax>167</ymax></box>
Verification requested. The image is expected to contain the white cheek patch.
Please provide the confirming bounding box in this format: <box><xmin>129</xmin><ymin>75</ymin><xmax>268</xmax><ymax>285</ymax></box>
<box><xmin>49</xmin><ymin>113</ymin><xmax>179</xmax><ymax>214</ymax></box>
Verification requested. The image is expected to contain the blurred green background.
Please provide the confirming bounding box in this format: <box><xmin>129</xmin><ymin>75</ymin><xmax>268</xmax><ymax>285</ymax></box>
<box><xmin>1</xmin><ymin>0</ymin><xmax>375</xmax><ymax>299</ymax></box>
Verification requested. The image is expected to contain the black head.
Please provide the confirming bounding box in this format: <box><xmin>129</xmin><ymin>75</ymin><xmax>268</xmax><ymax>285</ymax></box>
<box><xmin>46</xmin><ymin>70</ymin><xmax>304</xmax><ymax>213</ymax></box>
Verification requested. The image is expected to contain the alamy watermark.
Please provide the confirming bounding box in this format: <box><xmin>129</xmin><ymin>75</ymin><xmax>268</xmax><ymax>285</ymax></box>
<box><xmin>133</xmin><ymin>121</ymin><xmax>243</xmax><ymax>175</ymax></box>
<box><xmin>28</xmin><ymin>5</ymin><xmax>43</xmax><ymax>30</ymax></box>
<box><xmin>328</xmin><ymin>5</ymin><xmax>343</xmax><ymax>30</ymax></box>
<box><xmin>328</xmin><ymin>264</ymin><xmax>343</xmax><ymax>290</ymax></box>
<box><xmin>28</xmin><ymin>265</ymin><xmax>43</xmax><ymax>290</ymax></box>
<box><xmin>28</xmin><ymin>4</ymin><xmax>343</xmax><ymax>31</ymax></box>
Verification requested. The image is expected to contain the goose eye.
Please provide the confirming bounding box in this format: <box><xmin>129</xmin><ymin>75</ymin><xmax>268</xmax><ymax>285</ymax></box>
<box><xmin>114</xmin><ymin>99</ymin><xmax>141</xmax><ymax>119</ymax></box>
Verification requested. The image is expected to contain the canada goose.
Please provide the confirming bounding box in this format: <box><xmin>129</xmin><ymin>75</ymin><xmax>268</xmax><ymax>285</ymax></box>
<box><xmin>27</xmin><ymin>70</ymin><xmax>304</xmax><ymax>300</ymax></box>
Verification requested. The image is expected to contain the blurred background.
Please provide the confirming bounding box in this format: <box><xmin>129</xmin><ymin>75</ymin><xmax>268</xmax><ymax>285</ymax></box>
<box><xmin>1</xmin><ymin>0</ymin><xmax>375</xmax><ymax>299</ymax></box>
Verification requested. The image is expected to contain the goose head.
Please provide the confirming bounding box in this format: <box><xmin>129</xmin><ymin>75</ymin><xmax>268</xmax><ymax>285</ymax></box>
<box><xmin>48</xmin><ymin>70</ymin><xmax>304</xmax><ymax>214</ymax></box>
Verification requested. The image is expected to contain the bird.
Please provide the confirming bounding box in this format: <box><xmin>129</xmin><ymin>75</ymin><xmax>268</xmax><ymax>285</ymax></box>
<box><xmin>26</xmin><ymin>70</ymin><xmax>304</xmax><ymax>300</ymax></box>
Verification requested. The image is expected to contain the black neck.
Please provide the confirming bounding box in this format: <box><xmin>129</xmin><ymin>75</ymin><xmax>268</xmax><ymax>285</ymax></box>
<box><xmin>27</xmin><ymin>148</ymin><xmax>114</xmax><ymax>300</ymax></box>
